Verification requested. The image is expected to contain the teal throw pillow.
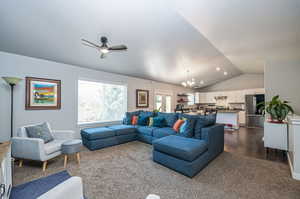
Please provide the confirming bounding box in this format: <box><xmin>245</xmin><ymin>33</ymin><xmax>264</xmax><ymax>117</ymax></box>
<box><xmin>152</xmin><ymin>117</ymin><xmax>165</xmax><ymax>128</ymax></box>
<box><xmin>137</xmin><ymin>116</ymin><xmax>149</xmax><ymax>126</ymax></box>
<box><xmin>179</xmin><ymin>119</ymin><xmax>194</xmax><ymax>137</ymax></box>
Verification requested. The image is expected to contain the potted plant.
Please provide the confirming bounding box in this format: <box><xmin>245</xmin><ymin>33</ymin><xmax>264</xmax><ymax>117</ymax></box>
<box><xmin>258</xmin><ymin>95</ymin><xmax>294</xmax><ymax>123</ymax></box>
<box><xmin>153</xmin><ymin>106</ymin><xmax>162</xmax><ymax>114</ymax></box>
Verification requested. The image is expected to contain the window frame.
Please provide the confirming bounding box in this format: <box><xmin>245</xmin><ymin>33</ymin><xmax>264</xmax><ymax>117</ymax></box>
<box><xmin>77</xmin><ymin>78</ymin><xmax>128</xmax><ymax>126</ymax></box>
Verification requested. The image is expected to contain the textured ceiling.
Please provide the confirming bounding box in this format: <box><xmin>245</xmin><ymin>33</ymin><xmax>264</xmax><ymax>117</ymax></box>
<box><xmin>0</xmin><ymin>0</ymin><xmax>241</xmax><ymax>87</ymax></box>
<box><xmin>175</xmin><ymin>0</ymin><xmax>300</xmax><ymax>74</ymax></box>
<box><xmin>1</xmin><ymin>0</ymin><xmax>299</xmax><ymax>87</ymax></box>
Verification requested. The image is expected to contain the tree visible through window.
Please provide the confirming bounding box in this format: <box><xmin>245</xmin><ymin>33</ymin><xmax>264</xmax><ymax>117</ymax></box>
<box><xmin>78</xmin><ymin>80</ymin><xmax>127</xmax><ymax>124</ymax></box>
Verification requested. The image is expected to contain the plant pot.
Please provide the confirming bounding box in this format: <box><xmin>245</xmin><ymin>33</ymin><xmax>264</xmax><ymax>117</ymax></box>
<box><xmin>267</xmin><ymin>119</ymin><xmax>285</xmax><ymax>124</ymax></box>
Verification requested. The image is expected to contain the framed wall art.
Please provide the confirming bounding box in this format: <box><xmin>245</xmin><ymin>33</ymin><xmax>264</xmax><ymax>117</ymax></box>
<box><xmin>136</xmin><ymin>89</ymin><xmax>149</xmax><ymax>108</ymax></box>
<box><xmin>25</xmin><ymin>77</ymin><xmax>61</xmax><ymax>110</ymax></box>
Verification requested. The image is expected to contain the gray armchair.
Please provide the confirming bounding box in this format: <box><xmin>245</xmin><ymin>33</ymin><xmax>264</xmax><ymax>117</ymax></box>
<box><xmin>12</xmin><ymin>122</ymin><xmax>77</xmax><ymax>171</ymax></box>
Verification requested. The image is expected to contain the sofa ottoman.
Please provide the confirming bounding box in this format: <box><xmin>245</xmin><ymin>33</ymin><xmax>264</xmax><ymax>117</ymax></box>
<box><xmin>152</xmin><ymin>135</ymin><xmax>210</xmax><ymax>177</ymax></box>
<box><xmin>81</xmin><ymin>127</ymin><xmax>118</xmax><ymax>150</ymax></box>
<box><xmin>107</xmin><ymin>125</ymin><xmax>137</xmax><ymax>144</ymax></box>
<box><xmin>81</xmin><ymin>125</ymin><xmax>137</xmax><ymax>151</ymax></box>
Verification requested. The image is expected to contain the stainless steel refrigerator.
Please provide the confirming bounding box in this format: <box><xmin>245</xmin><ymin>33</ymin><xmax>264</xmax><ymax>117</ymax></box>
<box><xmin>245</xmin><ymin>94</ymin><xmax>265</xmax><ymax>128</ymax></box>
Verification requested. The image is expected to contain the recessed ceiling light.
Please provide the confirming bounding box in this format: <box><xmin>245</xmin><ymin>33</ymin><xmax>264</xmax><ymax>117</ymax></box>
<box><xmin>224</xmin><ymin>71</ymin><xmax>228</xmax><ymax>76</ymax></box>
<box><xmin>200</xmin><ymin>80</ymin><xmax>204</xmax><ymax>84</ymax></box>
<box><xmin>216</xmin><ymin>67</ymin><xmax>221</xmax><ymax>71</ymax></box>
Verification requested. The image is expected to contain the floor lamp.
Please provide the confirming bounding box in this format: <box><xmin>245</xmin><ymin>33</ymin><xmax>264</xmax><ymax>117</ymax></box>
<box><xmin>2</xmin><ymin>77</ymin><xmax>22</xmax><ymax>139</ymax></box>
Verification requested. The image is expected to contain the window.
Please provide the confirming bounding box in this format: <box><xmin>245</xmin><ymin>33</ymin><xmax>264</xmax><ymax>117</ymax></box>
<box><xmin>187</xmin><ymin>93</ymin><xmax>195</xmax><ymax>105</ymax></box>
<box><xmin>78</xmin><ymin>80</ymin><xmax>127</xmax><ymax>124</ymax></box>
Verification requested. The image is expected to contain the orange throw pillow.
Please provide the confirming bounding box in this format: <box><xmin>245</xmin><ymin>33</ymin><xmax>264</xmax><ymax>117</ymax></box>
<box><xmin>173</xmin><ymin>119</ymin><xmax>185</xmax><ymax>132</ymax></box>
<box><xmin>132</xmin><ymin>116</ymin><xmax>139</xmax><ymax>125</ymax></box>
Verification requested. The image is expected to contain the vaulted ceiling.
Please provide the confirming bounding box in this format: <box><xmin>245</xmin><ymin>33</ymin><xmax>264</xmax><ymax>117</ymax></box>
<box><xmin>0</xmin><ymin>0</ymin><xmax>299</xmax><ymax>87</ymax></box>
<box><xmin>175</xmin><ymin>0</ymin><xmax>300</xmax><ymax>74</ymax></box>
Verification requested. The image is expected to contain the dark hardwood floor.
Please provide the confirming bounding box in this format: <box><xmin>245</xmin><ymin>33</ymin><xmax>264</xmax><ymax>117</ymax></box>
<box><xmin>224</xmin><ymin>127</ymin><xmax>287</xmax><ymax>163</ymax></box>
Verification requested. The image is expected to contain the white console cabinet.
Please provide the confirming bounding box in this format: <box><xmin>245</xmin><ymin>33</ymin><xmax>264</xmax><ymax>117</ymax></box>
<box><xmin>264</xmin><ymin>121</ymin><xmax>288</xmax><ymax>150</ymax></box>
<box><xmin>287</xmin><ymin>115</ymin><xmax>300</xmax><ymax>180</ymax></box>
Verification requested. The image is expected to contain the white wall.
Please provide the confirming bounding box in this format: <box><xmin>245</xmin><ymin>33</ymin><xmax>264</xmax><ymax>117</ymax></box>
<box><xmin>198</xmin><ymin>74</ymin><xmax>264</xmax><ymax>92</ymax></box>
<box><xmin>0</xmin><ymin>51</ymin><xmax>191</xmax><ymax>142</ymax></box>
<box><xmin>265</xmin><ymin>60</ymin><xmax>300</xmax><ymax>115</ymax></box>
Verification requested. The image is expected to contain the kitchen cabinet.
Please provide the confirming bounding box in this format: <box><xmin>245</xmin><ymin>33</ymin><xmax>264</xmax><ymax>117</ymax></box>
<box><xmin>239</xmin><ymin>111</ymin><xmax>246</xmax><ymax>125</ymax></box>
<box><xmin>206</xmin><ymin>92</ymin><xmax>216</xmax><ymax>103</ymax></box>
<box><xmin>195</xmin><ymin>92</ymin><xmax>207</xmax><ymax>103</ymax></box>
<box><xmin>235</xmin><ymin>90</ymin><xmax>246</xmax><ymax>103</ymax></box>
<box><xmin>226</xmin><ymin>91</ymin><xmax>236</xmax><ymax>103</ymax></box>
<box><xmin>195</xmin><ymin>92</ymin><xmax>216</xmax><ymax>103</ymax></box>
<box><xmin>196</xmin><ymin>88</ymin><xmax>264</xmax><ymax>104</ymax></box>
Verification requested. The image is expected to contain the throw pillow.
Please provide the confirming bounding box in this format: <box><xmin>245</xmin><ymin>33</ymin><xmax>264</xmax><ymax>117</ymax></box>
<box><xmin>179</xmin><ymin>118</ymin><xmax>194</xmax><ymax>137</ymax></box>
<box><xmin>157</xmin><ymin>112</ymin><xmax>178</xmax><ymax>127</ymax></box>
<box><xmin>132</xmin><ymin>116</ymin><xmax>139</xmax><ymax>125</ymax></box>
<box><xmin>148</xmin><ymin>117</ymin><xmax>154</xmax><ymax>126</ymax></box>
<box><xmin>123</xmin><ymin>111</ymin><xmax>141</xmax><ymax>125</ymax></box>
<box><xmin>137</xmin><ymin>116</ymin><xmax>149</xmax><ymax>126</ymax></box>
<box><xmin>173</xmin><ymin>119</ymin><xmax>185</xmax><ymax>132</ymax></box>
<box><xmin>152</xmin><ymin>117</ymin><xmax>165</xmax><ymax>128</ymax></box>
<box><xmin>25</xmin><ymin>122</ymin><xmax>54</xmax><ymax>143</ymax></box>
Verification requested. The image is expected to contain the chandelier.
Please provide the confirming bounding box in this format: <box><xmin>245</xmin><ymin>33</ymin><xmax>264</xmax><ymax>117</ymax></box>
<box><xmin>181</xmin><ymin>69</ymin><xmax>195</xmax><ymax>87</ymax></box>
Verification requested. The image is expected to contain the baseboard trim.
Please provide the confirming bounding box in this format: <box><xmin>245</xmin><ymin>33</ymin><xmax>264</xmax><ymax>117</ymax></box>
<box><xmin>287</xmin><ymin>153</ymin><xmax>300</xmax><ymax>180</ymax></box>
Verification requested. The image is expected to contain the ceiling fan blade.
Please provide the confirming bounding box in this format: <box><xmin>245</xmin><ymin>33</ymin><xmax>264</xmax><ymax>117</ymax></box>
<box><xmin>108</xmin><ymin>45</ymin><xmax>127</xmax><ymax>51</ymax></box>
<box><xmin>82</xmin><ymin>42</ymin><xmax>100</xmax><ymax>49</ymax></box>
<box><xmin>81</xmin><ymin>39</ymin><xmax>101</xmax><ymax>48</ymax></box>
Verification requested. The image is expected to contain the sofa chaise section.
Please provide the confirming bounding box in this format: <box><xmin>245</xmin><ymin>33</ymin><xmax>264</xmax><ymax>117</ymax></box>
<box><xmin>152</xmin><ymin>124</ymin><xmax>224</xmax><ymax>177</ymax></box>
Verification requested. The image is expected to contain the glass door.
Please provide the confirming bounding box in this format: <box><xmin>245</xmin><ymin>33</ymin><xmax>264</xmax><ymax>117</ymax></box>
<box><xmin>155</xmin><ymin>94</ymin><xmax>172</xmax><ymax>113</ymax></box>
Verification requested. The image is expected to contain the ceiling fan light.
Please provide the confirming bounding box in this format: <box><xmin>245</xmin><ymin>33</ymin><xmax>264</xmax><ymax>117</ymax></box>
<box><xmin>100</xmin><ymin>48</ymin><xmax>109</xmax><ymax>54</ymax></box>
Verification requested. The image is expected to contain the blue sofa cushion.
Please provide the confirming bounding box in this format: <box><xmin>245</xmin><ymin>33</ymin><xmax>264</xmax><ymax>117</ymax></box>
<box><xmin>107</xmin><ymin>125</ymin><xmax>136</xmax><ymax>136</ymax></box>
<box><xmin>194</xmin><ymin>114</ymin><xmax>216</xmax><ymax>139</ymax></box>
<box><xmin>179</xmin><ymin>114</ymin><xmax>216</xmax><ymax>139</ymax></box>
<box><xmin>123</xmin><ymin>111</ymin><xmax>141</xmax><ymax>125</ymax></box>
<box><xmin>137</xmin><ymin>116</ymin><xmax>149</xmax><ymax>126</ymax></box>
<box><xmin>139</xmin><ymin>111</ymin><xmax>154</xmax><ymax>118</ymax></box>
<box><xmin>137</xmin><ymin>126</ymin><xmax>158</xmax><ymax>136</ymax></box>
<box><xmin>81</xmin><ymin>127</ymin><xmax>115</xmax><ymax>140</ymax></box>
<box><xmin>153</xmin><ymin>127</ymin><xmax>176</xmax><ymax>138</ymax></box>
<box><xmin>152</xmin><ymin>117</ymin><xmax>166</xmax><ymax>128</ymax></box>
<box><xmin>153</xmin><ymin>135</ymin><xmax>208</xmax><ymax>162</ymax></box>
<box><xmin>157</xmin><ymin>112</ymin><xmax>178</xmax><ymax>127</ymax></box>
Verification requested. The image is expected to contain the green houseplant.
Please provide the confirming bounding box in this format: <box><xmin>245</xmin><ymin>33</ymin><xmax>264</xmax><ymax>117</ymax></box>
<box><xmin>258</xmin><ymin>95</ymin><xmax>294</xmax><ymax>123</ymax></box>
<box><xmin>153</xmin><ymin>106</ymin><xmax>162</xmax><ymax>114</ymax></box>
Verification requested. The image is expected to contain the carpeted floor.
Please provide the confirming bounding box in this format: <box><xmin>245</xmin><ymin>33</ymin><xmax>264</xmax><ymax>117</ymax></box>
<box><xmin>14</xmin><ymin>141</ymin><xmax>300</xmax><ymax>199</ymax></box>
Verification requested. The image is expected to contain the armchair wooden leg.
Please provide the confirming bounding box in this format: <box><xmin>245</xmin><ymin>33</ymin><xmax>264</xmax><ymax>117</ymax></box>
<box><xmin>76</xmin><ymin>152</ymin><xmax>80</xmax><ymax>165</ymax></box>
<box><xmin>18</xmin><ymin>160</ymin><xmax>23</xmax><ymax>167</ymax></box>
<box><xmin>42</xmin><ymin>161</ymin><xmax>47</xmax><ymax>172</ymax></box>
<box><xmin>64</xmin><ymin>155</ymin><xmax>68</xmax><ymax>168</ymax></box>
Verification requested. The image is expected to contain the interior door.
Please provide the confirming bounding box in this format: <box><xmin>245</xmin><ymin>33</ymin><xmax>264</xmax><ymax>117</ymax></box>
<box><xmin>155</xmin><ymin>94</ymin><xmax>172</xmax><ymax>113</ymax></box>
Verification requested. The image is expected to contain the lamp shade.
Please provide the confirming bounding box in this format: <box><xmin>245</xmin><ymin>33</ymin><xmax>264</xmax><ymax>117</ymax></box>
<box><xmin>2</xmin><ymin>76</ymin><xmax>22</xmax><ymax>85</ymax></box>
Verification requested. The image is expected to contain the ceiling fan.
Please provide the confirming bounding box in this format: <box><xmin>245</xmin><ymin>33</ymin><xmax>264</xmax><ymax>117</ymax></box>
<box><xmin>81</xmin><ymin>36</ymin><xmax>127</xmax><ymax>59</ymax></box>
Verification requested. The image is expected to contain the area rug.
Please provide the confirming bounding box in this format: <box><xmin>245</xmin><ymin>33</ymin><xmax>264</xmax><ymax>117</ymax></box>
<box><xmin>13</xmin><ymin>141</ymin><xmax>300</xmax><ymax>199</ymax></box>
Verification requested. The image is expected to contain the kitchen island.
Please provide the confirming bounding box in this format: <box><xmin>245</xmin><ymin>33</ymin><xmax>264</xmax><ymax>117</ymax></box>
<box><xmin>216</xmin><ymin>110</ymin><xmax>240</xmax><ymax>129</ymax></box>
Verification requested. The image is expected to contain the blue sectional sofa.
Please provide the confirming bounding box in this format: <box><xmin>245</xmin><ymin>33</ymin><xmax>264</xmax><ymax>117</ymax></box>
<box><xmin>81</xmin><ymin>111</ymin><xmax>224</xmax><ymax>177</ymax></box>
